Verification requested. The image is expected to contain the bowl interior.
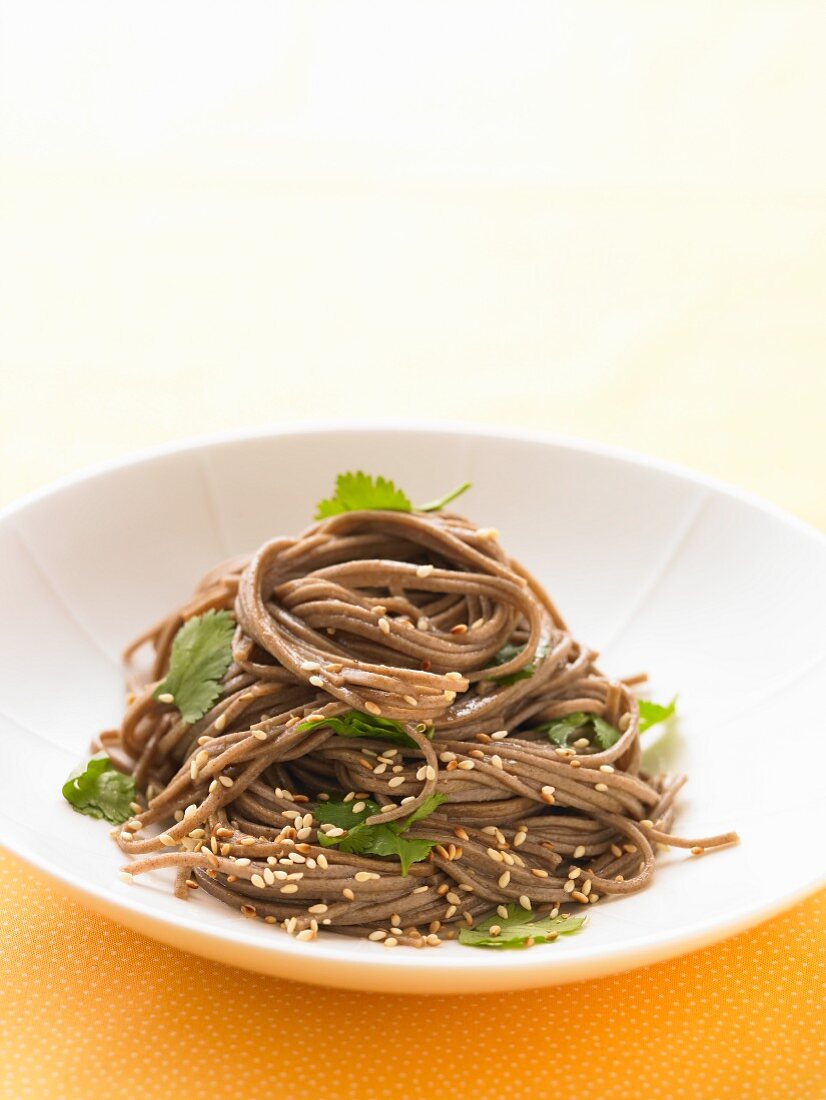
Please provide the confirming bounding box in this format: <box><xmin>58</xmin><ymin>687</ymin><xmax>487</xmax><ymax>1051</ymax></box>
<box><xmin>1</xmin><ymin>425</ymin><xmax>824</xmax><ymax>992</ymax></box>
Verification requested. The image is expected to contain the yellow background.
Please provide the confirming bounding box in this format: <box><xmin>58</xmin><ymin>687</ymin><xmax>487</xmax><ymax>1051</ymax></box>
<box><xmin>0</xmin><ymin>3</ymin><xmax>823</xmax><ymax>1098</ymax></box>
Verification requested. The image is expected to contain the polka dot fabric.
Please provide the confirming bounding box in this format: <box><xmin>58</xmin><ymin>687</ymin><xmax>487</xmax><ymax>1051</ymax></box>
<box><xmin>0</xmin><ymin>851</ymin><xmax>822</xmax><ymax>1100</ymax></box>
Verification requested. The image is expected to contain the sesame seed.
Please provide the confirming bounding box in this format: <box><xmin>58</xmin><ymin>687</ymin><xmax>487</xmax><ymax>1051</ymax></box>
<box><xmin>264</xmin><ymin>868</ymin><xmax>275</xmax><ymax>885</ymax></box>
<box><xmin>490</xmin><ymin>730</ymin><xmax>509</xmax><ymax>741</ymax></box>
<box><xmin>513</xmin><ymin>831</ymin><xmax>526</xmax><ymax>847</ymax></box>
<box><xmin>519</xmin><ymin>895</ymin><xmax>531</xmax><ymax>910</ymax></box>
<box><xmin>352</xmin><ymin>801</ymin><xmax>366</xmax><ymax>813</ymax></box>
<box><xmin>404</xmin><ymin>695</ymin><xmax>418</xmax><ymax>707</ymax></box>
<box><xmin>446</xmin><ymin>891</ymin><xmax>461</xmax><ymax>905</ymax></box>
<box><xmin>611</xmin><ymin>843</ymin><xmax>623</xmax><ymax>858</ymax></box>
<box><xmin>595</xmin><ymin>783</ymin><xmax>608</xmax><ymax>792</ymax></box>
<box><xmin>218</xmin><ymin>775</ymin><xmax>233</xmax><ymax>787</ymax></box>
<box><xmin>251</xmin><ymin>874</ymin><xmax>266</xmax><ymax>889</ymax></box>
<box><xmin>568</xmin><ymin>867</ymin><xmax>582</xmax><ymax>879</ymax></box>
<box><xmin>118</xmin><ymin>871</ymin><xmax>134</xmax><ymax>885</ymax></box>
<box><xmin>214</xmin><ymin>714</ymin><xmax>227</xmax><ymax>732</ymax></box>
<box><xmin>619</xmin><ymin>713</ymin><xmax>631</xmax><ymax>731</ymax></box>
<box><xmin>564</xmin><ymin>880</ymin><xmax>576</xmax><ymax>893</ymax></box>
<box><xmin>308</xmin><ymin>903</ymin><xmax>328</xmax><ymax>914</ymax></box>
<box><xmin>368</xmin><ymin>929</ymin><xmax>387</xmax><ymax>941</ymax></box>
<box><xmin>531</xmin><ymin>868</ymin><xmax>549</xmax><ymax>878</ymax></box>
<box><xmin>235</xmin><ymin>857</ymin><xmax>251</xmax><ymax>866</ymax></box>
<box><xmin>573</xmin><ymin>845</ymin><xmax>586</xmax><ymax>858</ymax></box>
<box><xmin>496</xmin><ymin>904</ymin><xmax>509</xmax><ymax>920</ymax></box>
<box><xmin>240</xmin><ymin>904</ymin><xmax>256</xmax><ymax>918</ymax></box>
<box><xmin>354</xmin><ymin>872</ymin><xmax>373</xmax><ymax>882</ymax></box>
<box><xmin>343</xmin><ymin>888</ymin><xmax>355</xmax><ymax>900</ymax></box>
<box><xmin>445</xmin><ymin>905</ymin><xmax>457</xmax><ymax>918</ymax></box>
<box><xmin>457</xmin><ymin>759</ymin><xmax>474</xmax><ymax>770</ymax></box>
<box><xmin>364</xmin><ymin>701</ymin><xmax>382</xmax><ymax>716</ymax></box>
<box><xmin>498</xmin><ymin>870</ymin><xmax>511</xmax><ymax>888</ymax></box>
<box><xmin>280</xmin><ymin>884</ymin><xmax>299</xmax><ymax>894</ymax></box>
<box><xmin>158</xmin><ymin>833</ymin><xmax>177</xmax><ymax>847</ymax></box>
<box><xmin>157</xmin><ymin>693</ymin><xmax>174</xmax><ymax>704</ymax></box>
<box><xmin>582</xmin><ymin>879</ymin><xmax>592</xmax><ymax>896</ymax></box>
<box><xmin>252</xmin><ymin>730</ymin><xmax>268</xmax><ymax>741</ymax></box>
<box><xmin>569</xmin><ymin>759</ymin><xmax>581</xmax><ymax>768</ymax></box>
<box><xmin>640</xmin><ymin>819</ymin><xmax>654</xmax><ymax>828</ymax></box>
<box><xmin>600</xmin><ymin>764</ymin><xmax>615</xmax><ymax>773</ymax></box>
<box><xmin>572</xmin><ymin>890</ymin><xmax>589</xmax><ymax>904</ymax></box>
<box><xmin>296</xmin><ymin>929</ymin><xmax>315</xmax><ymax>942</ymax></box>
<box><xmin>388</xmin><ymin>776</ymin><xmax>405</xmax><ymax>788</ymax></box>
<box><xmin>185</xmin><ymin>878</ymin><xmax>199</xmax><ymax>890</ymax></box>
<box><xmin>317</xmin><ymin>853</ymin><xmax>329</xmax><ymax>869</ymax></box>
<box><xmin>490</xmin><ymin>754</ymin><xmax>504</xmax><ymax>770</ymax></box>
<box><xmin>383</xmin><ymin>937</ymin><xmax>398</xmax><ymax>947</ymax></box>
<box><xmin>416</xmin><ymin>564</ymin><xmax>434</xmax><ymax>578</ymax></box>
<box><xmin>623</xmin><ymin>844</ymin><xmax>637</xmax><ymax>853</ymax></box>
<box><xmin>691</xmin><ymin>846</ymin><xmax>705</xmax><ymax>856</ymax></box>
<box><xmin>487</xmin><ymin>847</ymin><xmax>504</xmax><ymax>863</ymax></box>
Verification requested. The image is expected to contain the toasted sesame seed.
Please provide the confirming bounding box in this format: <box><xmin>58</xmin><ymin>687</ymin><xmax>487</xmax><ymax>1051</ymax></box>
<box><xmin>573</xmin><ymin>845</ymin><xmax>587</xmax><ymax>858</ymax></box>
<box><xmin>498</xmin><ymin>870</ymin><xmax>511</xmax><ymax>888</ymax></box>
<box><xmin>623</xmin><ymin>844</ymin><xmax>637</xmax><ymax>853</ymax></box>
<box><xmin>446</xmin><ymin>891</ymin><xmax>461</xmax><ymax>906</ymax></box>
<box><xmin>368</xmin><ymin>929</ymin><xmax>387</xmax><ymax>941</ymax></box>
<box><xmin>343</xmin><ymin>888</ymin><xmax>355</xmax><ymax>900</ymax></box>
<box><xmin>640</xmin><ymin>819</ymin><xmax>654</xmax><ymax>828</ymax></box>
<box><xmin>157</xmin><ymin>693</ymin><xmax>174</xmax><ymax>704</ymax></box>
<box><xmin>404</xmin><ymin>695</ymin><xmax>418</xmax><ymax>707</ymax></box>
<box><xmin>568</xmin><ymin>867</ymin><xmax>582</xmax><ymax>879</ymax></box>
<box><xmin>611</xmin><ymin>843</ymin><xmax>623</xmax><ymax>858</ymax></box>
<box><xmin>383</xmin><ymin>937</ymin><xmax>398</xmax><ymax>947</ymax></box>
<box><xmin>263</xmin><ymin>868</ymin><xmax>275</xmax><ymax>885</ymax></box>
<box><xmin>388</xmin><ymin>776</ymin><xmax>405</xmax><ymax>788</ymax></box>
<box><xmin>619</xmin><ymin>713</ymin><xmax>631</xmax><ymax>731</ymax></box>
<box><xmin>691</xmin><ymin>846</ymin><xmax>705</xmax><ymax>856</ymax></box>
<box><xmin>519</xmin><ymin>894</ymin><xmax>531</xmax><ymax>910</ymax></box>
<box><xmin>424</xmin><ymin>765</ymin><xmax>436</xmax><ymax>781</ymax></box>
<box><xmin>158</xmin><ymin>833</ymin><xmax>177</xmax><ymax>847</ymax></box>
<box><xmin>214</xmin><ymin>714</ymin><xmax>227</xmax><ymax>732</ymax></box>
<box><xmin>600</xmin><ymin>764</ymin><xmax>615</xmax><ymax>773</ymax></box>
<box><xmin>513</xmin><ymin>831</ymin><xmax>527</xmax><ymax>847</ymax></box>
<box><xmin>365</xmin><ymin>701</ymin><xmax>382</xmax><ymax>716</ymax></box>
<box><xmin>490</xmin><ymin>730</ymin><xmax>508</xmax><ymax>741</ymax></box>
<box><xmin>240</xmin><ymin>904</ymin><xmax>257</xmax><ymax>918</ymax></box>
<box><xmin>296</xmin><ymin>929</ymin><xmax>316</xmax><ymax>942</ymax></box>
<box><xmin>457</xmin><ymin>759</ymin><xmax>475</xmax><ymax>770</ymax></box>
<box><xmin>251</xmin><ymin>874</ymin><xmax>266</xmax><ymax>889</ymax></box>
<box><xmin>195</xmin><ymin>749</ymin><xmax>210</xmax><ymax>768</ymax></box>
<box><xmin>316</xmin><ymin>853</ymin><xmax>329</xmax><ymax>870</ymax></box>
<box><xmin>185</xmin><ymin>878</ymin><xmax>199</xmax><ymax>890</ymax></box>
<box><xmin>218</xmin><ymin>775</ymin><xmax>233</xmax><ymax>788</ymax></box>
<box><xmin>490</xmin><ymin>754</ymin><xmax>504</xmax><ymax>770</ymax></box>
<box><xmin>390</xmin><ymin>912</ymin><xmax>402</xmax><ymax>925</ymax></box>
<box><xmin>595</xmin><ymin>783</ymin><xmax>608</xmax><ymax>792</ymax></box>
<box><xmin>445</xmin><ymin>905</ymin><xmax>457</xmax><ymax>918</ymax></box>
<box><xmin>280</xmin><ymin>884</ymin><xmax>299</xmax><ymax>894</ymax></box>
<box><xmin>572</xmin><ymin>890</ymin><xmax>589</xmax><ymax>904</ymax></box>
<box><xmin>570</xmin><ymin>759</ymin><xmax>581</xmax><ymax>768</ymax></box>
<box><xmin>582</xmin><ymin>879</ymin><xmax>592</xmax><ymax>896</ymax></box>
<box><xmin>564</xmin><ymin>880</ymin><xmax>576</xmax><ymax>893</ymax></box>
<box><xmin>531</xmin><ymin>868</ymin><xmax>549</xmax><ymax>878</ymax></box>
<box><xmin>416</xmin><ymin>564</ymin><xmax>435</xmax><ymax>578</ymax></box>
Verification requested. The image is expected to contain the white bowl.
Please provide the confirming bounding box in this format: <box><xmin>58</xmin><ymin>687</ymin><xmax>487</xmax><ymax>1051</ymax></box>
<box><xmin>1</xmin><ymin>423</ymin><xmax>823</xmax><ymax>994</ymax></box>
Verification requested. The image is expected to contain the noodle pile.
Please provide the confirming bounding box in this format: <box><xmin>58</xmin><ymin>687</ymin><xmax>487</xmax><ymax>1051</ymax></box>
<box><xmin>105</xmin><ymin>508</ymin><xmax>737</xmax><ymax>947</ymax></box>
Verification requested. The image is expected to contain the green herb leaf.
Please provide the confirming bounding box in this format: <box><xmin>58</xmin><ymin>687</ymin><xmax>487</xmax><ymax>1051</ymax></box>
<box><xmin>62</xmin><ymin>753</ymin><xmax>136</xmax><ymax>824</ymax></box>
<box><xmin>315</xmin><ymin>792</ymin><xmax>446</xmax><ymax>875</ymax></box>
<box><xmin>487</xmin><ymin>642</ymin><xmax>547</xmax><ymax>687</ymax></box>
<box><xmin>153</xmin><ymin>610</ymin><xmax>235</xmax><ymax>724</ymax></box>
<box><xmin>540</xmin><ymin>711</ymin><xmax>621</xmax><ymax>749</ymax></box>
<box><xmin>459</xmin><ymin>905</ymin><xmax>586</xmax><ymax>949</ymax></box>
<box><xmin>638</xmin><ymin>696</ymin><xmax>678</xmax><ymax>733</ymax></box>
<box><xmin>315</xmin><ymin>472</ymin><xmax>413</xmax><ymax>519</ymax></box>
<box><xmin>417</xmin><ymin>481</ymin><xmax>472</xmax><ymax>513</ymax></box>
<box><xmin>297</xmin><ymin>709</ymin><xmax>419</xmax><ymax>747</ymax></box>
<box><xmin>314</xmin><ymin>471</ymin><xmax>472</xmax><ymax>519</ymax></box>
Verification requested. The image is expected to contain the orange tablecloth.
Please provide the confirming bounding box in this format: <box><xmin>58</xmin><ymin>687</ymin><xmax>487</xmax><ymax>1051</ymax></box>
<box><xmin>1</xmin><ymin>848</ymin><xmax>822</xmax><ymax>1099</ymax></box>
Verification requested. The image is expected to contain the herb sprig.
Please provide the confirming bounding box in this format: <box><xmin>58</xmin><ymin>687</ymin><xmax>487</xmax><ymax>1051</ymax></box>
<box><xmin>297</xmin><ymin>709</ymin><xmax>423</xmax><ymax>748</ymax></box>
<box><xmin>459</xmin><ymin>905</ymin><xmax>586</xmax><ymax>949</ymax></box>
<box><xmin>315</xmin><ymin>792</ymin><xmax>446</xmax><ymax>875</ymax></box>
<box><xmin>62</xmin><ymin>753</ymin><xmax>136</xmax><ymax>824</ymax></box>
<box><xmin>152</xmin><ymin>609</ymin><xmax>235</xmax><ymax>724</ymax></box>
<box><xmin>315</xmin><ymin>471</ymin><xmax>471</xmax><ymax>520</ymax></box>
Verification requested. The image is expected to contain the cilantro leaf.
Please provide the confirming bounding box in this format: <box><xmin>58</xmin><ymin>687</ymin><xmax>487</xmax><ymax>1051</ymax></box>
<box><xmin>314</xmin><ymin>471</ymin><xmax>472</xmax><ymax>519</ymax></box>
<box><xmin>487</xmin><ymin>642</ymin><xmax>547</xmax><ymax>687</ymax></box>
<box><xmin>62</xmin><ymin>753</ymin><xmax>136</xmax><ymax>824</ymax></box>
<box><xmin>459</xmin><ymin>905</ymin><xmax>586</xmax><ymax>949</ymax></box>
<box><xmin>298</xmin><ymin>709</ymin><xmax>419</xmax><ymax>747</ymax></box>
<box><xmin>153</xmin><ymin>610</ymin><xmax>235</xmax><ymax>724</ymax></box>
<box><xmin>315</xmin><ymin>472</ymin><xmax>413</xmax><ymax>519</ymax></box>
<box><xmin>638</xmin><ymin>696</ymin><xmax>678</xmax><ymax>733</ymax></box>
<box><xmin>540</xmin><ymin>711</ymin><xmax>621</xmax><ymax>749</ymax></box>
<box><xmin>315</xmin><ymin>792</ymin><xmax>446</xmax><ymax>875</ymax></box>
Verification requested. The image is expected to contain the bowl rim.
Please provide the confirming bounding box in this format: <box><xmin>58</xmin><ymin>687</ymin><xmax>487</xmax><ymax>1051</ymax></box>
<box><xmin>1</xmin><ymin>420</ymin><xmax>824</xmax><ymax>993</ymax></box>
